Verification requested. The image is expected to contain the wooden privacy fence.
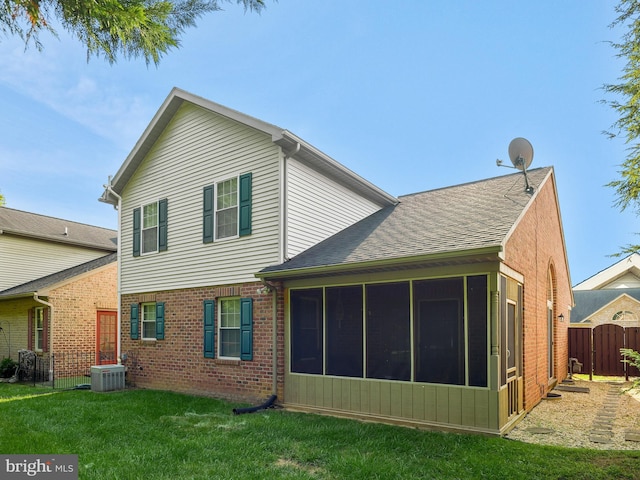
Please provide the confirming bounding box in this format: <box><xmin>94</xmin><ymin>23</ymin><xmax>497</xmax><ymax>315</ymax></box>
<box><xmin>568</xmin><ymin>325</ymin><xmax>640</xmax><ymax>379</ymax></box>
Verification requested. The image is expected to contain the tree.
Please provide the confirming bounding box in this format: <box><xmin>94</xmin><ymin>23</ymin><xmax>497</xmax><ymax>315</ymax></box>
<box><xmin>0</xmin><ymin>191</ymin><xmax>4</xmax><ymax>206</ymax></box>
<box><xmin>0</xmin><ymin>0</ymin><xmax>265</xmax><ymax>65</ymax></box>
<box><xmin>604</xmin><ymin>0</ymin><xmax>640</xmax><ymax>254</ymax></box>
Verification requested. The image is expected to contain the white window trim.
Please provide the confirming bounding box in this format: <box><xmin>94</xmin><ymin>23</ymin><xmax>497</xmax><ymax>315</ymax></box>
<box><xmin>214</xmin><ymin>175</ymin><xmax>240</xmax><ymax>242</ymax></box>
<box><xmin>141</xmin><ymin>302</ymin><xmax>157</xmax><ymax>341</ymax></box>
<box><xmin>218</xmin><ymin>297</ymin><xmax>241</xmax><ymax>359</ymax></box>
<box><xmin>141</xmin><ymin>200</ymin><xmax>159</xmax><ymax>255</ymax></box>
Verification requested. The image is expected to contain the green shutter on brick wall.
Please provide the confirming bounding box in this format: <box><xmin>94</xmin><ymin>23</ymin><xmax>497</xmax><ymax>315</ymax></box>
<box><xmin>155</xmin><ymin>302</ymin><xmax>165</xmax><ymax>340</ymax></box>
<box><xmin>203</xmin><ymin>300</ymin><xmax>215</xmax><ymax>358</ymax></box>
<box><xmin>239</xmin><ymin>173</ymin><xmax>252</xmax><ymax>237</ymax></box>
<box><xmin>132</xmin><ymin>208</ymin><xmax>141</xmax><ymax>257</ymax></box>
<box><xmin>130</xmin><ymin>304</ymin><xmax>139</xmax><ymax>340</ymax></box>
<box><xmin>158</xmin><ymin>199</ymin><xmax>168</xmax><ymax>252</ymax></box>
<box><xmin>240</xmin><ymin>297</ymin><xmax>253</xmax><ymax>361</ymax></box>
<box><xmin>203</xmin><ymin>186</ymin><xmax>214</xmax><ymax>243</ymax></box>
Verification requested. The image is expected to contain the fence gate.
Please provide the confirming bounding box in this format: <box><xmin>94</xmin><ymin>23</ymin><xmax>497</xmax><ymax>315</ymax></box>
<box><xmin>593</xmin><ymin>324</ymin><xmax>625</xmax><ymax>376</ymax></box>
<box><xmin>569</xmin><ymin>325</ymin><xmax>640</xmax><ymax>378</ymax></box>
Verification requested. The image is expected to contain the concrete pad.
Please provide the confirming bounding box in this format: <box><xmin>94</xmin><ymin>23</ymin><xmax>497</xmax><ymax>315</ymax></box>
<box><xmin>525</xmin><ymin>427</ymin><xmax>554</xmax><ymax>434</ymax></box>
<box><xmin>554</xmin><ymin>385</ymin><xmax>590</xmax><ymax>393</ymax></box>
<box><xmin>625</xmin><ymin>430</ymin><xmax>640</xmax><ymax>442</ymax></box>
<box><xmin>590</xmin><ymin>435</ymin><xmax>614</xmax><ymax>444</ymax></box>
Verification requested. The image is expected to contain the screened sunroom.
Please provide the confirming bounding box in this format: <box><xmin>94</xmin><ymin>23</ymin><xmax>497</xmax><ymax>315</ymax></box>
<box><xmin>278</xmin><ymin>267</ymin><xmax>524</xmax><ymax>435</ymax></box>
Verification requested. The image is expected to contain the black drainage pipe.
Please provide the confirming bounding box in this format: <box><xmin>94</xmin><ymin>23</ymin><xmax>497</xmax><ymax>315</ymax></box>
<box><xmin>233</xmin><ymin>394</ymin><xmax>277</xmax><ymax>415</ymax></box>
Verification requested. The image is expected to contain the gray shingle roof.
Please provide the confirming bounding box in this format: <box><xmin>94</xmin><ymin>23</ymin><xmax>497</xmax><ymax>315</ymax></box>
<box><xmin>571</xmin><ymin>288</ymin><xmax>640</xmax><ymax>323</ymax></box>
<box><xmin>0</xmin><ymin>252</ymin><xmax>117</xmax><ymax>298</ymax></box>
<box><xmin>260</xmin><ymin>167</ymin><xmax>552</xmax><ymax>276</ymax></box>
<box><xmin>0</xmin><ymin>207</ymin><xmax>116</xmax><ymax>251</ymax></box>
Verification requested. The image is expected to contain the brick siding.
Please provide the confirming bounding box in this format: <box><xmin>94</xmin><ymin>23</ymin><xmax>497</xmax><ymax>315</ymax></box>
<box><xmin>121</xmin><ymin>281</ymin><xmax>284</xmax><ymax>403</ymax></box>
<box><xmin>0</xmin><ymin>262</ymin><xmax>117</xmax><ymax>361</ymax></box>
<box><xmin>504</xmin><ymin>176</ymin><xmax>572</xmax><ymax>410</ymax></box>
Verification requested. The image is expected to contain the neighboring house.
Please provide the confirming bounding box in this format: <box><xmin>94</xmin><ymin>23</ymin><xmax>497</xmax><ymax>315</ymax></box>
<box><xmin>100</xmin><ymin>87</ymin><xmax>572</xmax><ymax>435</ymax></box>
<box><xmin>570</xmin><ymin>254</ymin><xmax>640</xmax><ymax>377</ymax></box>
<box><xmin>573</xmin><ymin>253</ymin><xmax>640</xmax><ymax>328</ymax></box>
<box><xmin>0</xmin><ymin>208</ymin><xmax>117</xmax><ymax>366</ymax></box>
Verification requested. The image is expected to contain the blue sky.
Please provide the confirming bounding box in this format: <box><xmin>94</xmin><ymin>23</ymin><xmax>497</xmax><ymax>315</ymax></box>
<box><xmin>0</xmin><ymin>1</ymin><xmax>636</xmax><ymax>285</ymax></box>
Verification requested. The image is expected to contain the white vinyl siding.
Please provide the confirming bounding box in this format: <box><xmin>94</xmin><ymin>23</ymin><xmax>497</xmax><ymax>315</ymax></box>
<box><xmin>286</xmin><ymin>158</ymin><xmax>382</xmax><ymax>257</ymax></box>
<box><xmin>0</xmin><ymin>235</ymin><xmax>113</xmax><ymax>291</ymax></box>
<box><xmin>120</xmin><ymin>103</ymin><xmax>281</xmax><ymax>294</ymax></box>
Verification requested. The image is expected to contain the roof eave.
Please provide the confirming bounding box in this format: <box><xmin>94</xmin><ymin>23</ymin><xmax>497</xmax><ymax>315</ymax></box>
<box><xmin>256</xmin><ymin>246</ymin><xmax>504</xmax><ymax>281</ymax></box>
<box><xmin>0</xmin><ymin>291</ymin><xmax>41</xmax><ymax>301</ymax></box>
<box><xmin>0</xmin><ymin>229</ymin><xmax>116</xmax><ymax>252</ymax></box>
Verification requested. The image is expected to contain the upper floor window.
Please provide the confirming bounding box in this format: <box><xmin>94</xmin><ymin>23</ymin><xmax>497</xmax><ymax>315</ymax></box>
<box><xmin>612</xmin><ymin>310</ymin><xmax>638</xmax><ymax>322</ymax></box>
<box><xmin>133</xmin><ymin>199</ymin><xmax>168</xmax><ymax>257</ymax></box>
<box><xmin>203</xmin><ymin>173</ymin><xmax>252</xmax><ymax>243</ymax></box>
<box><xmin>216</xmin><ymin>178</ymin><xmax>238</xmax><ymax>239</ymax></box>
<box><xmin>142</xmin><ymin>202</ymin><xmax>158</xmax><ymax>254</ymax></box>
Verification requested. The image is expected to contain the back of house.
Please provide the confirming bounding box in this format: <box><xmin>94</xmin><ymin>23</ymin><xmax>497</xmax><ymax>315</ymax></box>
<box><xmin>102</xmin><ymin>88</ymin><xmax>572</xmax><ymax>435</ymax></box>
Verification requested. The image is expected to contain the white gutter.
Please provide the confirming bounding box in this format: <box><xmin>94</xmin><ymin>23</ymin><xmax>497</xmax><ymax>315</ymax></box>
<box><xmin>103</xmin><ymin>178</ymin><xmax>123</xmax><ymax>365</ymax></box>
<box><xmin>33</xmin><ymin>293</ymin><xmax>54</xmax><ymax>379</ymax></box>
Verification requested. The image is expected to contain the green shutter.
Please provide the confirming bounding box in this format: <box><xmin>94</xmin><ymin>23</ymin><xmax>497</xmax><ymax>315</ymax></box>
<box><xmin>203</xmin><ymin>300</ymin><xmax>215</xmax><ymax>358</ymax></box>
<box><xmin>158</xmin><ymin>199</ymin><xmax>168</xmax><ymax>252</ymax></box>
<box><xmin>239</xmin><ymin>173</ymin><xmax>252</xmax><ymax>237</ymax></box>
<box><xmin>132</xmin><ymin>208</ymin><xmax>141</xmax><ymax>257</ymax></box>
<box><xmin>203</xmin><ymin>186</ymin><xmax>214</xmax><ymax>243</ymax></box>
<box><xmin>240</xmin><ymin>297</ymin><xmax>253</xmax><ymax>361</ymax></box>
<box><xmin>130</xmin><ymin>304</ymin><xmax>139</xmax><ymax>340</ymax></box>
<box><xmin>155</xmin><ymin>302</ymin><xmax>165</xmax><ymax>340</ymax></box>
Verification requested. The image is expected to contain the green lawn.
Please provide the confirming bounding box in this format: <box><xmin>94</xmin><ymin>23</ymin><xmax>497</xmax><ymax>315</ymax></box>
<box><xmin>1</xmin><ymin>384</ymin><xmax>639</xmax><ymax>479</ymax></box>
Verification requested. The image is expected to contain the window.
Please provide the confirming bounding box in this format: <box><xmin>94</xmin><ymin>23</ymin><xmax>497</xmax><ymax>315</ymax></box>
<box><xmin>326</xmin><ymin>286</ymin><xmax>363</xmax><ymax>377</ymax></box>
<box><xmin>289</xmin><ymin>275</ymin><xmax>489</xmax><ymax>387</ymax></box>
<box><xmin>130</xmin><ymin>302</ymin><xmax>165</xmax><ymax>341</ymax></box>
<box><xmin>203</xmin><ymin>173</ymin><xmax>252</xmax><ymax>243</ymax></box>
<box><xmin>366</xmin><ymin>282</ymin><xmax>411</xmax><ymax>381</ymax></box>
<box><xmin>133</xmin><ymin>199</ymin><xmax>168</xmax><ymax>256</ymax></box>
<box><xmin>467</xmin><ymin>275</ymin><xmax>488</xmax><ymax>387</ymax></box>
<box><xmin>203</xmin><ymin>298</ymin><xmax>253</xmax><ymax>360</ymax></box>
<box><xmin>291</xmin><ymin>289</ymin><xmax>323</xmax><ymax>374</ymax></box>
<box><xmin>613</xmin><ymin>310</ymin><xmax>638</xmax><ymax>322</ymax></box>
<box><xmin>216</xmin><ymin>178</ymin><xmax>238</xmax><ymax>239</ymax></box>
<box><xmin>219</xmin><ymin>298</ymin><xmax>241</xmax><ymax>358</ymax></box>
<box><xmin>413</xmin><ymin>278</ymin><xmax>464</xmax><ymax>385</ymax></box>
<box><xmin>34</xmin><ymin>307</ymin><xmax>44</xmax><ymax>351</ymax></box>
<box><xmin>142</xmin><ymin>202</ymin><xmax>158</xmax><ymax>253</ymax></box>
<box><xmin>141</xmin><ymin>303</ymin><xmax>157</xmax><ymax>340</ymax></box>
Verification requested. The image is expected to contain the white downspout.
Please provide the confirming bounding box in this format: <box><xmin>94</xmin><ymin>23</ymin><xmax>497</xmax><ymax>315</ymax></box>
<box><xmin>33</xmin><ymin>293</ymin><xmax>54</xmax><ymax>379</ymax></box>
<box><xmin>104</xmin><ymin>179</ymin><xmax>123</xmax><ymax>365</ymax></box>
<box><xmin>281</xmin><ymin>142</ymin><xmax>300</xmax><ymax>263</ymax></box>
<box><xmin>260</xmin><ymin>279</ymin><xmax>279</xmax><ymax>396</ymax></box>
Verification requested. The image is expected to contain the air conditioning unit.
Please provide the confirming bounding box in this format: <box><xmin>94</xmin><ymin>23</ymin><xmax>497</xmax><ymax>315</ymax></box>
<box><xmin>91</xmin><ymin>365</ymin><xmax>125</xmax><ymax>392</ymax></box>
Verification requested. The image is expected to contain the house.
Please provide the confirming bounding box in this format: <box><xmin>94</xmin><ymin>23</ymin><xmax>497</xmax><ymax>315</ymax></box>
<box><xmin>570</xmin><ymin>254</ymin><xmax>640</xmax><ymax>377</ymax></box>
<box><xmin>99</xmin><ymin>87</ymin><xmax>396</xmax><ymax>400</ymax></box>
<box><xmin>0</xmin><ymin>207</ymin><xmax>117</xmax><ymax>367</ymax></box>
<box><xmin>100</xmin><ymin>87</ymin><xmax>572</xmax><ymax>435</ymax></box>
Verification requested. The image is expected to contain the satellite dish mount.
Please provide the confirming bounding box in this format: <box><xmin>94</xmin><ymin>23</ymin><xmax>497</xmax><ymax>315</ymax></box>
<box><xmin>497</xmin><ymin>137</ymin><xmax>535</xmax><ymax>194</ymax></box>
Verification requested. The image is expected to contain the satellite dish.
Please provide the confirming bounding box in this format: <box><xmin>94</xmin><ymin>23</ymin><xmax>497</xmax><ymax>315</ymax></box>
<box><xmin>508</xmin><ymin>137</ymin><xmax>534</xmax><ymax>171</ymax></box>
